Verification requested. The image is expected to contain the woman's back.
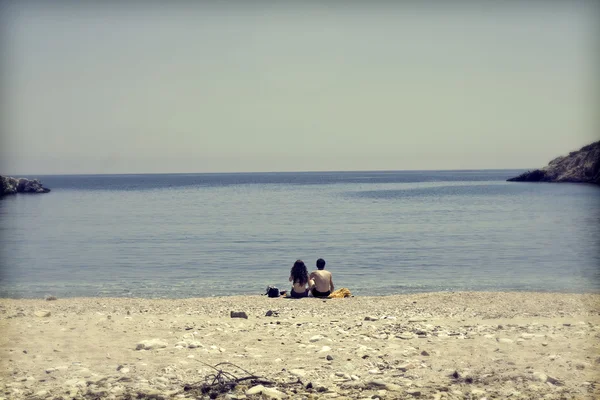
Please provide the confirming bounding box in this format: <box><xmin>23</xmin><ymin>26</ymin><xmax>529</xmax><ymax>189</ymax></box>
<box><xmin>289</xmin><ymin>260</ymin><xmax>310</xmax><ymax>298</ymax></box>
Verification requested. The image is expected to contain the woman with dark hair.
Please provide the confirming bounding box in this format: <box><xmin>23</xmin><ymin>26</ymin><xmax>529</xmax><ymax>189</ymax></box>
<box><xmin>289</xmin><ymin>259</ymin><xmax>310</xmax><ymax>298</ymax></box>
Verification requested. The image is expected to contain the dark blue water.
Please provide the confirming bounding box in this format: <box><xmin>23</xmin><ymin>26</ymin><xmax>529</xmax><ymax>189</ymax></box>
<box><xmin>1</xmin><ymin>170</ymin><xmax>599</xmax><ymax>298</ymax></box>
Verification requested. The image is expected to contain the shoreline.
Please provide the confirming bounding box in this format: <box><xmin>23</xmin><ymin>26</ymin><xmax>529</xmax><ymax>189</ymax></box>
<box><xmin>1</xmin><ymin>287</ymin><xmax>598</xmax><ymax>301</ymax></box>
<box><xmin>1</xmin><ymin>292</ymin><xmax>599</xmax><ymax>399</ymax></box>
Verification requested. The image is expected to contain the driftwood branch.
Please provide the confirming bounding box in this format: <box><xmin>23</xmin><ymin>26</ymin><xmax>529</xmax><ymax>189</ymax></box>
<box><xmin>182</xmin><ymin>360</ymin><xmax>275</xmax><ymax>398</ymax></box>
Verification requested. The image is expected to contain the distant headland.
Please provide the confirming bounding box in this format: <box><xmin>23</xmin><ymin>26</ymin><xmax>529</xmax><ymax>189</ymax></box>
<box><xmin>508</xmin><ymin>141</ymin><xmax>600</xmax><ymax>184</ymax></box>
<box><xmin>0</xmin><ymin>176</ymin><xmax>51</xmax><ymax>195</ymax></box>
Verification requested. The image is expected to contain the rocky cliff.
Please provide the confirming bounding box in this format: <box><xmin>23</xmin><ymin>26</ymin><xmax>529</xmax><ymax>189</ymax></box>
<box><xmin>0</xmin><ymin>176</ymin><xmax>51</xmax><ymax>195</ymax></box>
<box><xmin>507</xmin><ymin>141</ymin><xmax>600</xmax><ymax>184</ymax></box>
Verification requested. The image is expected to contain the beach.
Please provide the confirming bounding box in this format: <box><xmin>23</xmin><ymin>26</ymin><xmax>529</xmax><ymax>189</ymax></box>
<box><xmin>1</xmin><ymin>292</ymin><xmax>599</xmax><ymax>399</ymax></box>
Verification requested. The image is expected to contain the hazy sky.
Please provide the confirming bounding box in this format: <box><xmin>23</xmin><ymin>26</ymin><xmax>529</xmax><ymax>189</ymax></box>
<box><xmin>1</xmin><ymin>2</ymin><xmax>598</xmax><ymax>175</ymax></box>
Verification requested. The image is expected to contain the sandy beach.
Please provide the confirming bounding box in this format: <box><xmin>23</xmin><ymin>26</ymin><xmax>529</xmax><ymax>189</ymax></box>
<box><xmin>1</xmin><ymin>292</ymin><xmax>599</xmax><ymax>399</ymax></box>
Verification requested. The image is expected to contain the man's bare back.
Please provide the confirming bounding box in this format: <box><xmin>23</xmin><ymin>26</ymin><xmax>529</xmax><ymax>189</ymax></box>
<box><xmin>309</xmin><ymin>258</ymin><xmax>334</xmax><ymax>296</ymax></box>
<box><xmin>309</xmin><ymin>269</ymin><xmax>334</xmax><ymax>293</ymax></box>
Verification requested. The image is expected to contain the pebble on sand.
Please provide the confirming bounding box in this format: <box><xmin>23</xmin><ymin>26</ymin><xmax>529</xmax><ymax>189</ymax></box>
<box><xmin>135</xmin><ymin>339</ymin><xmax>168</xmax><ymax>350</ymax></box>
<box><xmin>246</xmin><ymin>384</ymin><xmax>288</xmax><ymax>399</ymax></box>
<box><xmin>230</xmin><ymin>311</ymin><xmax>248</xmax><ymax>319</ymax></box>
<box><xmin>34</xmin><ymin>310</ymin><xmax>51</xmax><ymax>318</ymax></box>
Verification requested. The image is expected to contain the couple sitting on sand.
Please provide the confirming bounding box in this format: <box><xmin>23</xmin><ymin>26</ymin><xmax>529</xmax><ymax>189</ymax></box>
<box><xmin>289</xmin><ymin>258</ymin><xmax>334</xmax><ymax>299</ymax></box>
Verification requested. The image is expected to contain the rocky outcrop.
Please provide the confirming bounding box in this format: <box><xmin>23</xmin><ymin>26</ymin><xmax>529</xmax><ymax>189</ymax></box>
<box><xmin>508</xmin><ymin>141</ymin><xmax>600</xmax><ymax>184</ymax></box>
<box><xmin>0</xmin><ymin>175</ymin><xmax>51</xmax><ymax>195</ymax></box>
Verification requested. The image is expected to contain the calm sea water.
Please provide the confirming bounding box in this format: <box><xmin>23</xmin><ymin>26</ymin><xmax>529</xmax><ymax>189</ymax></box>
<box><xmin>1</xmin><ymin>170</ymin><xmax>599</xmax><ymax>298</ymax></box>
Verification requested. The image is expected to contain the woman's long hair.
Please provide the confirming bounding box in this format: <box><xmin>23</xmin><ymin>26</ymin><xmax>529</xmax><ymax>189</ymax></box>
<box><xmin>290</xmin><ymin>260</ymin><xmax>309</xmax><ymax>286</ymax></box>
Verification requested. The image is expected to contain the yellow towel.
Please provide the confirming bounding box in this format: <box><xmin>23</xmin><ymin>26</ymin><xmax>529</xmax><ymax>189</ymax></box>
<box><xmin>327</xmin><ymin>288</ymin><xmax>352</xmax><ymax>298</ymax></box>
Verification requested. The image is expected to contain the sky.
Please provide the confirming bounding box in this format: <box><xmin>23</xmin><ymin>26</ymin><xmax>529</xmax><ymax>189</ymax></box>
<box><xmin>0</xmin><ymin>2</ymin><xmax>598</xmax><ymax>175</ymax></box>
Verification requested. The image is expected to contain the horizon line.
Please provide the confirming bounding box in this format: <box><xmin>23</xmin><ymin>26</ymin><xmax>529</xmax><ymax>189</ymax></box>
<box><xmin>1</xmin><ymin>167</ymin><xmax>529</xmax><ymax>177</ymax></box>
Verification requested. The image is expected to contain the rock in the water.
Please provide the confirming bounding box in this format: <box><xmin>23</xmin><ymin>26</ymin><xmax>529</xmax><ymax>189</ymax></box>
<box><xmin>0</xmin><ymin>176</ymin><xmax>51</xmax><ymax>195</ymax></box>
<box><xmin>136</xmin><ymin>339</ymin><xmax>168</xmax><ymax>350</ymax></box>
<box><xmin>507</xmin><ymin>141</ymin><xmax>600</xmax><ymax>184</ymax></box>
<box><xmin>230</xmin><ymin>311</ymin><xmax>248</xmax><ymax>319</ymax></box>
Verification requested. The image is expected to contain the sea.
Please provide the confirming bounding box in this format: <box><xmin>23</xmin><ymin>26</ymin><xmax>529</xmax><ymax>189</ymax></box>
<box><xmin>1</xmin><ymin>170</ymin><xmax>599</xmax><ymax>299</ymax></box>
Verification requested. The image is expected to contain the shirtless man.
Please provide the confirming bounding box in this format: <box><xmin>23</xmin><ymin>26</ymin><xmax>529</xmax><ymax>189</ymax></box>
<box><xmin>309</xmin><ymin>258</ymin><xmax>334</xmax><ymax>298</ymax></box>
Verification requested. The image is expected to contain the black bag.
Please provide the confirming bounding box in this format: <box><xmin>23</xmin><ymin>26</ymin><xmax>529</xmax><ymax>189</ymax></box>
<box><xmin>266</xmin><ymin>286</ymin><xmax>280</xmax><ymax>298</ymax></box>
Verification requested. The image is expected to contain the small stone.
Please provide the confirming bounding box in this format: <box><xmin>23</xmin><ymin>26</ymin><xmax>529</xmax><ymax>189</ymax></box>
<box><xmin>310</xmin><ymin>335</ymin><xmax>325</xmax><ymax>342</ymax></box>
<box><xmin>421</xmin><ymin>350</ymin><xmax>430</xmax><ymax>356</ymax></box>
<box><xmin>45</xmin><ymin>295</ymin><xmax>57</xmax><ymax>301</ymax></box>
<box><xmin>542</xmin><ymin>342</ymin><xmax>548</xmax><ymax>346</ymax></box>
<box><xmin>397</xmin><ymin>333</ymin><xmax>414</xmax><ymax>340</ymax></box>
<box><xmin>341</xmin><ymin>381</ymin><xmax>364</xmax><ymax>389</ymax></box>
<box><xmin>546</xmin><ymin>375</ymin><xmax>563</xmax><ymax>386</ymax></box>
<box><xmin>247</xmin><ymin>384</ymin><xmax>266</xmax><ymax>395</ymax></box>
<box><xmin>533</xmin><ymin>372</ymin><xmax>548</xmax><ymax>382</ymax></box>
<box><xmin>265</xmin><ymin>310</ymin><xmax>274</xmax><ymax>317</ymax></box>
<box><xmin>327</xmin><ymin>355</ymin><xmax>334</xmax><ymax>361</ymax></box>
<box><xmin>368</xmin><ymin>380</ymin><xmax>402</xmax><ymax>392</ymax></box>
<box><xmin>408</xmin><ymin>318</ymin><xmax>426</xmax><ymax>322</ymax></box>
<box><xmin>45</xmin><ymin>368</ymin><xmax>56</xmax><ymax>374</ymax></box>
<box><xmin>520</xmin><ymin>333</ymin><xmax>534</xmax><ymax>339</ymax></box>
<box><xmin>289</xmin><ymin>369</ymin><xmax>306</xmax><ymax>378</ymax></box>
<box><xmin>135</xmin><ymin>339</ymin><xmax>168</xmax><ymax>350</ymax></box>
<box><xmin>318</xmin><ymin>346</ymin><xmax>331</xmax><ymax>353</ymax></box>
<box><xmin>498</xmin><ymin>338</ymin><xmax>513</xmax><ymax>344</ymax></box>
<box><xmin>397</xmin><ymin>363</ymin><xmax>414</xmax><ymax>372</ymax></box>
<box><xmin>230</xmin><ymin>311</ymin><xmax>248</xmax><ymax>319</ymax></box>
<box><xmin>406</xmin><ymin>389</ymin><xmax>421</xmax><ymax>396</ymax></box>
<box><xmin>364</xmin><ymin>316</ymin><xmax>379</xmax><ymax>321</ymax></box>
<box><xmin>246</xmin><ymin>384</ymin><xmax>287</xmax><ymax>399</ymax></box>
<box><xmin>34</xmin><ymin>310</ymin><xmax>51</xmax><ymax>318</ymax></box>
